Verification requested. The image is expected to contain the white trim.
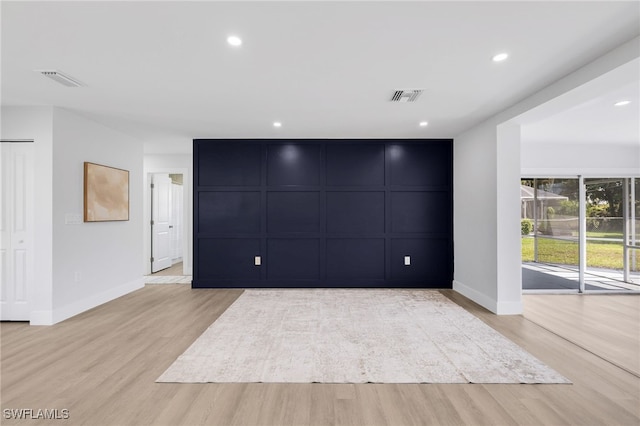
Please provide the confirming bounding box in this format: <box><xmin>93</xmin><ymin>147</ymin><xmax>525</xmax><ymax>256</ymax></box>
<box><xmin>521</xmin><ymin>168</ymin><xmax>640</xmax><ymax>178</ymax></box>
<box><xmin>453</xmin><ymin>280</ymin><xmax>523</xmax><ymax>315</ymax></box>
<box><xmin>453</xmin><ymin>280</ymin><xmax>497</xmax><ymax>314</ymax></box>
<box><xmin>30</xmin><ymin>277</ymin><xmax>144</xmax><ymax>325</ymax></box>
<box><xmin>143</xmin><ymin>166</ymin><xmax>192</xmax><ymax>276</ymax></box>
<box><xmin>30</xmin><ymin>310</ymin><xmax>53</xmax><ymax>326</ymax></box>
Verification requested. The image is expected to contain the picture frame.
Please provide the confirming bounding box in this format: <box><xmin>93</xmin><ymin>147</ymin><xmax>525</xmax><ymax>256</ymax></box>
<box><xmin>84</xmin><ymin>162</ymin><xmax>130</xmax><ymax>222</ymax></box>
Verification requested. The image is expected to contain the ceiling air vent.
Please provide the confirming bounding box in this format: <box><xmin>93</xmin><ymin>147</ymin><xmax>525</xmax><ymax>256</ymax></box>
<box><xmin>391</xmin><ymin>89</ymin><xmax>423</xmax><ymax>103</ymax></box>
<box><xmin>37</xmin><ymin>70</ymin><xmax>84</xmax><ymax>87</ymax></box>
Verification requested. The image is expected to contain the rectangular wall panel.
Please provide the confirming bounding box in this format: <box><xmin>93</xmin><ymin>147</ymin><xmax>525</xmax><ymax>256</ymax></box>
<box><xmin>326</xmin><ymin>239</ymin><xmax>385</xmax><ymax>280</ymax></box>
<box><xmin>326</xmin><ymin>191</ymin><xmax>385</xmax><ymax>234</ymax></box>
<box><xmin>197</xmin><ymin>143</ymin><xmax>261</xmax><ymax>186</ymax></box>
<box><xmin>267</xmin><ymin>239</ymin><xmax>320</xmax><ymax>280</ymax></box>
<box><xmin>389</xmin><ymin>143</ymin><xmax>450</xmax><ymax>187</ymax></box>
<box><xmin>197</xmin><ymin>239</ymin><xmax>260</xmax><ymax>281</ymax></box>
<box><xmin>391</xmin><ymin>191</ymin><xmax>450</xmax><ymax>234</ymax></box>
<box><xmin>198</xmin><ymin>192</ymin><xmax>260</xmax><ymax>234</ymax></box>
<box><xmin>267</xmin><ymin>144</ymin><xmax>321</xmax><ymax>186</ymax></box>
<box><xmin>267</xmin><ymin>192</ymin><xmax>320</xmax><ymax>233</ymax></box>
<box><xmin>193</xmin><ymin>139</ymin><xmax>452</xmax><ymax>288</ymax></box>
<box><xmin>326</xmin><ymin>144</ymin><xmax>385</xmax><ymax>186</ymax></box>
<box><xmin>390</xmin><ymin>238</ymin><xmax>452</xmax><ymax>284</ymax></box>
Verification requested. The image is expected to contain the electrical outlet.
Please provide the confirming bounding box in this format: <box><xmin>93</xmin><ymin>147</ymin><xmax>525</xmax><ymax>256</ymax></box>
<box><xmin>255</xmin><ymin>256</ymin><xmax>261</xmax><ymax>266</ymax></box>
<box><xmin>74</xmin><ymin>271</ymin><xmax>82</xmax><ymax>282</ymax></box>
<box><xmin>404</xmin><ymin>256</ymin><xmax>411</xmax><ymax>266</ymax></box>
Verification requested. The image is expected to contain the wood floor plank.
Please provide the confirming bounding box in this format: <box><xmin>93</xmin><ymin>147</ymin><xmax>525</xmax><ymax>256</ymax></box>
<box><xmin>523</xmin><ymin>294</ymin><xmax>640</xmax><ymax>376</ymax></box>
<box><xmin>1</xmin><ymin>285</ymin><xmax>639</xmax><ymax>426</ymax></box>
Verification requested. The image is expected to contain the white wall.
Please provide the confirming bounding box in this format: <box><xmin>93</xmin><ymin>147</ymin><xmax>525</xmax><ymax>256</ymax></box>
<box><xmin>453</xmin><ymin>36</ymin><xmax>639</xmax><ymax>314</ymax></box>
<box><xmin>521</xmin><ymin>141</ymin><xmax>639</xmax><ymax>177</ymax></box>
<box><xmin>453</xmin><ymin>121</ymin><xmax>499</xmax><ymax>307</ymax></box>
<box><xmin>143</xmin><ymin>153</ymin><xmax>192</xmax><ymax>275</ymax></box>
<box><xmin>51</xmin><ymin>108</ymin><xmax>144</xmax><ymax>323</ymax></box>
<box><xmin>1</xmin><ymin>106</ymin><xmax>54</xmax><ymax>323</ymax></box>
<box><xmin>1</xmin><ymin>106</ymin><xmax>145</xmax><ymax>325</ymax></box>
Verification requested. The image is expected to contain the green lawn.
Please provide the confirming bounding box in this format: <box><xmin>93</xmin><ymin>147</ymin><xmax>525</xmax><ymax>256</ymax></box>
<box><xmin>521</xmin><ymin>237</ymin><xmax>631</xmax><ymax>270</ymax></box>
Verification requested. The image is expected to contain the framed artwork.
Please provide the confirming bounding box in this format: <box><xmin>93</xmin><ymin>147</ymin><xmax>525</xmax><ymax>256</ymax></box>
<box><xmin>84</xmin><ymin>162</ymin><xmax>130</xmax><ymax>222</ymax></box>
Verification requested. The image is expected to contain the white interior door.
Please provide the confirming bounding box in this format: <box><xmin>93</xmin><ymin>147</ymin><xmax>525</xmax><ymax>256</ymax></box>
<box><xmin>0</xmin><ymin>142</ymin><xmax>34</xmax><ymax>321</ymax></box>
<box><xmin>151</xmin><ymin>174</ymin><xmax>173</xmax><ymax>273</ymax></box>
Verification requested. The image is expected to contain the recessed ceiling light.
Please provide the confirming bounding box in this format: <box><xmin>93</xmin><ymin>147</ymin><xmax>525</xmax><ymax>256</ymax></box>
<box><xmin>273</xmin><ymin>122</ymin><xmax>282</xmax><ymax>128</ymax></box>
<box><xmin>419</xmin><ymin>121</ymin><xmax>429</xmax><ymax>127</ymax></box>
<box><xmin>492</xmin><ymin>53</ymin><xmax>509</xmax><ymax>62</ymax></box>
<box><xmin>614</xmin><ymin>100</ymin><xmax>631</xmax><ymax>107</ymax></box>
<box><xmin>227</xmin><ymin>35</ymin><xmax>242</xmax><ymax>46</ymax></box>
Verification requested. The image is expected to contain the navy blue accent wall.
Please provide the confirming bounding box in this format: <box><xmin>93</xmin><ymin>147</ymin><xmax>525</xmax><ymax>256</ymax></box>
<box><xmin>193</xmin><ymin>139</ymin><xmax>453</xmax><ymax>288</ymax></box>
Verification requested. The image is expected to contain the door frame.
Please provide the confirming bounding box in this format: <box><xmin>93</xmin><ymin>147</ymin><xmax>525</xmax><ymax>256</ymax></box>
<box><xmin>143</xmin><ymin>167</ymin><xmax>191</xmax><ymax>276</ymax></box>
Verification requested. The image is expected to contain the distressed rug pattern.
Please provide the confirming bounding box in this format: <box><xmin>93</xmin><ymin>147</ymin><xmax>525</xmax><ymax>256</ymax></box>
<box><xmin>157</xmin><ymin>290</ymin><xmax>570</xmax><ymax>384</ymax></box>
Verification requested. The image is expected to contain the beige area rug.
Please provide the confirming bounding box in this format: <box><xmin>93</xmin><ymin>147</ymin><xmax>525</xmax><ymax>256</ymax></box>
<box><xmin>157</xmin><ymin>290</ymin><xmax>571</xmax><ymax>384</ymax></box>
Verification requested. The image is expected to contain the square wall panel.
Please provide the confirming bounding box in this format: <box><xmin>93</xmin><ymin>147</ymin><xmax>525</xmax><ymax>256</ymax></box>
<box><xmin>326</xmin><ymin>144</ymin><xmax>385</xmax><ymax>186</ymax></box>
<box><xmin>267</xmin><ymin>144</ymin><xmax>321</xmax><ymax>186</ymax></box>
<box><xmin>326</xmin><ymin>239</ymin><xmax>385</xmax><ymax>279</ymax></box>
<box><xmin>198</xmin><ymin>192</ymin><xmax>260</xmax><ymax>233</ymax></box>
<box><xmin>391</xmin><ymin>191</ymin><xmax>450</xmax><ymax>233</ymax></box>
<box><xmin>390</xmin><ymin>238</ymin><xmax>451</xmax><ymax>282</ymax></box>
<box><xmin>267</xmin><ymin>239</ymin><xmax>320</xmax><ymax>280</ymax></box>
<box><xmin>389</xmin><ymin>143</ymin><xmax>450</xmax><ymax>186</ymax></box>
<box><xmin>198</xmin><ymin>239</ymin><xmax>260</xmax><ymax>280</ymax></box>
<box><xmin>267</xmin><ymin>192</ymin><xmax>320</xmax><ymax>232</ymax></box>
<box><xmin>327</xmin><ymin>192</ymin><xmax>385</xmax><ymax>234</ymax></box>
<box><xmin>197</xmin><ymin>143</ymin><xmax>261</xmax><ymax>186</ymax></box>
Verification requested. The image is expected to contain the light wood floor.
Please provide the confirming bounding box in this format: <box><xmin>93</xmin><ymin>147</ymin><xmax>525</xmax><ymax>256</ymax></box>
<box><xmin>149</xmin><ymin>261</ymin><xmax>185</xmax><ymax>276</ymax></box>
<box><xmin>1</xmin><ymin>286</ymin><xmax>639</xmax><ymax>426</ymax></box>
<box><xmin>523</xmin><ymin>294</ymin><xmax>640</xmax><ymax>377</ymax></box>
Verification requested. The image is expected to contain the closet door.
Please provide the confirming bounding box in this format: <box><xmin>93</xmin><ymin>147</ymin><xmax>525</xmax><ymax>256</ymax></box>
<box><xmin>0</xmin><ymin>142</ymin><xmax>34</xmax><ymax>320</ymax></box>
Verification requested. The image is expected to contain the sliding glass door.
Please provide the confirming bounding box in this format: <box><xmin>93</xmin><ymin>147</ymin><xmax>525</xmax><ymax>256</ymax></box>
<box><xmin>625</xmin><ymin>178</ymin><xmax>639</xmax><ymax>284</ymax></box>
<box><xmin>584</xmin><ymin>179</ymin><xmax>625</xmax><ymax>288</ymax></box>
<box><xmin>522</xmin><ymin>177</ymin><xmax>639</xmax><ymax>292</ymax></box>
<box><xmin>521</xmin><ymin>178</ymin><xmax>580</xmax><ymax>290</ymax></box>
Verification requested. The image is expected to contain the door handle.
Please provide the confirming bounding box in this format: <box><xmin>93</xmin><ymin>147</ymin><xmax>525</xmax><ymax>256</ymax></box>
<box><xmin>169</xmin><ymin>226</ymin><xmax>173</xmax><ymax>229</ymax></box>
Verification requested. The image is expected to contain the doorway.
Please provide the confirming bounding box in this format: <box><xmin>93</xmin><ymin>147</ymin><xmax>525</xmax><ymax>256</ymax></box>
<box><xmin>150</xmin><ymin>173</ymin><xmax>184</xmax><ymax>274</ymax></box>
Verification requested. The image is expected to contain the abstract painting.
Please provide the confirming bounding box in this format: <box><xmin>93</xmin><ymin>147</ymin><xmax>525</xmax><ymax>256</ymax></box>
<box><xmin>84</xmin><ymin>162</ymin><xmax>129</xmax><ymax>222</ymax></box>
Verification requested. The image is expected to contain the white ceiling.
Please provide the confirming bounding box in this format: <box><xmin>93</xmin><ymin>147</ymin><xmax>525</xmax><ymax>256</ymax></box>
<box><xmin>2</xmin><ymin>1</ymin><xmax>639</xmax><ymax>154</ymax></box>
<box><xmin>521</xmin><ymin>76</ymin><xmax>639</xmax><ymax>145</ymax></box>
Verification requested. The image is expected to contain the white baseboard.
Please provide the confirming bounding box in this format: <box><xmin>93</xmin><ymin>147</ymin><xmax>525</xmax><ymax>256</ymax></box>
<box><xmin>30</xmin><ymin>310</ymin><xmax>54</xmax><ymax>326</ymax></box>
<box><xmin>30</xmin><ymin>278</ymin><xmax>144</xmax><ymax>326</ymax></box>
<box><xmin>453</xmin><ymin>280</ymin><xmax>523</xmax><ymax>315</ymax></box>
<box><xmin>453</xmin><ymin>280</ymin><xmax>498</xmax><ymax>313</ymax></box>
